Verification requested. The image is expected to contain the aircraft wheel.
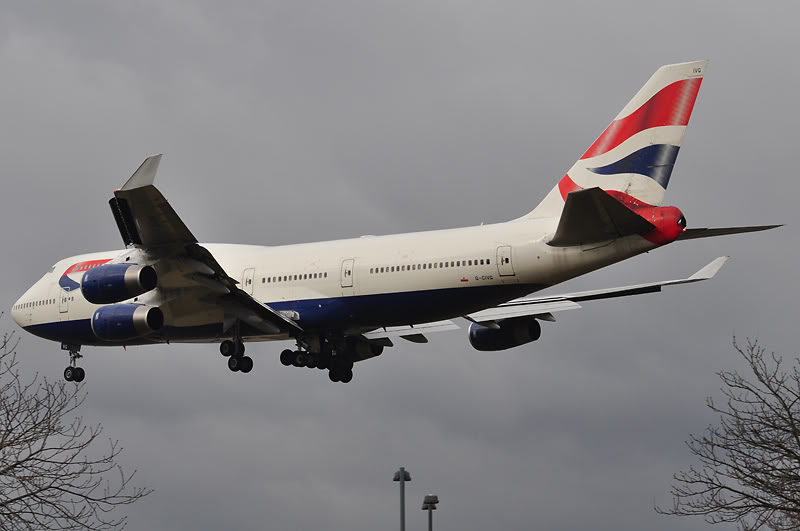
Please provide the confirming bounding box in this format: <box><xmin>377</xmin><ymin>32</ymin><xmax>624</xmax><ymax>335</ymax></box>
<box><xmin>233</xmin><ymin>341</ymin><xmax>245</xmax><ymax>358</ymax></box>
<box><xmin>64</xmin><ymin>367</ymin><xmax>75</xmax><ymax>382</ymax></box>
<box><xmin>293</xmin><ymin>352</ymin><xmax>306</xmax><ymax>367</ymax></box>
<box><xmin>280</xmin><ymin>349</ymin><xmax>294</xmax><ymax>366</ymax></box>
<box><xmin>220</xmin><ymin>340</ymin><xmax>235</xmax><ymax>357</ymax></box>
<box><xmin>228</xmin><ymin>356</ymin><xmax>241</xmax><ymax>372</ymax></box>
<box><xmin>239</xmin><ymin>356</ymin><xmax>253</xmax><ymax>373</ymax></box>
<box><xmin>74</xmin><ymin>367</ymin><xmax>86</xmax><ymax>382</ymax></box>
<box><xmin>305</xmin><ymin>354</ymin><xmax>317</xmax><ymax>369</ymax></box>
<box><xmin>339</xmin><ymin>369</ymin><xmax>353</xmax><ymax>384</ymax></box>
<box><xmin>328</xmin><ymin>370</ymin><xmax>340</xmax><ymax>383</ymax></box>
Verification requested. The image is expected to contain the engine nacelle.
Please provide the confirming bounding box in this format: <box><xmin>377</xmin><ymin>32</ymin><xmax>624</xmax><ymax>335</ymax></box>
<box><xmin>81</xmin><ymin>264</ymin><xmax>157</xmax><ymax>304</ymax></box>
<box><xmin>91</xmin><ymin>304</ymin><xmax>164</xmax><ymax>342</ymax></box>
<box><xmin>468</xmin><ymin>317</ymin><xmax>542</xmax><ymax>352</ymax></box>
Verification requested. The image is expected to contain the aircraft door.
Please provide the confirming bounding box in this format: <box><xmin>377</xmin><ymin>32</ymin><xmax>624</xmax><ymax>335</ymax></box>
<box><xmin>496</xmin><ymin>246</ymin><xmax>515</xmax><ymax>277</ymax></box>
<box><xmin>59</xmin><ymin>288</ymin><xmax>69</xmax><ymax>315</ymax></box>
<box><xmin>340</xmin><ymin>259</ymin><xmax>355</xmax><ymax>289</ymax></box>
<box><xmin>242</xmin><ymin>268</ymin><xmax>255</xmax><ymax>295</ymax></box>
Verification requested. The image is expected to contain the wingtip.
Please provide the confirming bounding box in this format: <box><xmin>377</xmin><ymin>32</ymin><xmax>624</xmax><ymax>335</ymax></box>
<box><xmin>689</xmin><ymin>256</ymin><xmax>729</xmax><ymax>280</ymax></box>
<box><xmin>120</xmin><ymin>154</ymin><xmax>163</xmax><ymax>191</ymax></box>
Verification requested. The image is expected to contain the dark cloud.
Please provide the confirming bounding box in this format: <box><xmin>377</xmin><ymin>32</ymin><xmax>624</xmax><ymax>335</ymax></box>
<box><xmin>1</xmin><ymin>1</ymin><xmax>797</xmax><ymax>530</ymax></box>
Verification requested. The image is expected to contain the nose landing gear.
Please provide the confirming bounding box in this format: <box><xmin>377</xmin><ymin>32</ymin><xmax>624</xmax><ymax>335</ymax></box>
<box><xmin>61</xmin><ymin>343</ymin><xmax>85</xmax><ymax>382</ymax></box>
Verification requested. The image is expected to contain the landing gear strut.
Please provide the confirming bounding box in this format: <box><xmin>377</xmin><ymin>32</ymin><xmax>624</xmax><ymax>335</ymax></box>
<box><xmin>61</xmin><ymin>343</ymin><xmax>85</xmax><ymax>382</ymax></box>
<box><xmin>220</xmin><ymin>326</ymin><xmax>253</xmax><ymax>374</ymax></box>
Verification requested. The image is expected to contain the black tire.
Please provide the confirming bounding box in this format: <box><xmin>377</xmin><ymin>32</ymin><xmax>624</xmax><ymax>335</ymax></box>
<box><xmin>239</xmin><ymin>356</ymin><xmax>253</xmax><ymax>373</ymax></box>
<box><xmin>233</xmin><ymin>341</ymin><xmax>245</xmax><ymax>358</ymax></box>
<box><xmin>305</xmin><ymin>354</ymin><xmax>317</xmax><ymax>369</ymax></box>
<box><xmin>293</xmin><ymin>352</ymin><xmax>306</xmax><ymax>367</ymax></box>
<box><xmin>74</xmin><ymin>367</ymin><xmax>86</xmax><ymax>383</ymax></box>
<box><xmin>280</xmin><ymin>349</ymin><xmax>294</xmax><ymax>366</ymax></box>
<box><xmin>220</xmin><ymin>340</ymin><xmax>235</xmax><ymax>357</ymax></box>
<box><xmin>64</xmin><ymin>367</ymin><xmax>75</xmax><ymax>382</ymax></box>
<box><xmin>339</xmin><ymin>369</ymin><xmax>353</xmax><ymax>384</ymax></box>
<box><xmin>328</xmin><ymin>370</ymin><xmax>340</xmax><ymax>383</ymax></box>
<box><xmin>228</xmin><ymin>356</ymin><xmax>241</xmax><ymax>372</ymax></box>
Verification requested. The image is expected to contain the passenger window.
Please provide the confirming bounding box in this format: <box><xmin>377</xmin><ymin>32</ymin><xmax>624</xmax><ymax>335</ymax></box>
<box><xmin>487</xmin><ymin>259</ymin><xmax>491</xmax><ymax>264</ymax></box>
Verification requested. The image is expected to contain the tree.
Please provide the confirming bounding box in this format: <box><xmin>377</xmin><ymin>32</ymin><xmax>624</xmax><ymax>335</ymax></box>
<box><xmin>0</xmin><ymin>321</ymin><xmax>151</xmax><ymax>530</ymax></box>
<box><xmin>658</xmin><ymin>338</ymin><xmax>800</xmax><ymax>530</ymax></box>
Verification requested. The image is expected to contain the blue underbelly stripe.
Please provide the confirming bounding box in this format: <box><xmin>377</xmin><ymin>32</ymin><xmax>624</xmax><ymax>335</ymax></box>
<box><xmin>25</xmin><ymin>283</ymin><xmax>544</xmax><ymax>346</ymax></box>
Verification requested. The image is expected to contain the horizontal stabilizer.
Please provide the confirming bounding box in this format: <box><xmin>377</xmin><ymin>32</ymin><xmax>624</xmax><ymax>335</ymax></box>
<box><xmin>677</xmin><ymin>225</ymin><xmax>781</xmax><ymax>240</ymax></box>
<box><xmin>548</xmin><ymin>187</ymin><xmax>655</xmax><ymax>247</ymax></box>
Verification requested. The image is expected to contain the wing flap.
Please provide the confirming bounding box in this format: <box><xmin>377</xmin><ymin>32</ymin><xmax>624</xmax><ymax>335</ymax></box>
<box><xmin>548</xmin><ymin>187</ymin><xmax>655</xmax><ymax>247</ymax></box>
<box><xmin>363</xmin><ymin>320</ymin><xmax>459</xmax><ymax>339</ymax></box>
<box><xmin>467</xmin><ymin>300</ymin><xmax>581</xmax><ymax>323</ymax></box>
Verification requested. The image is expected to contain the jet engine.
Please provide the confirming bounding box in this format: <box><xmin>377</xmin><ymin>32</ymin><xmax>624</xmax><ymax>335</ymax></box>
<box><xmin>81</xmin><ymin>264</ymin><xmax>157</xmax><ymax>304</ymax></box>
<box><xmin>90</xmin><ymin>304</ymin><xmax>164</xmax><ymax>341</ymax></box>
<box><xmin>468</xmin><ymin>317</ymin><xmax>542</xmax><ymax>352</ymax></box>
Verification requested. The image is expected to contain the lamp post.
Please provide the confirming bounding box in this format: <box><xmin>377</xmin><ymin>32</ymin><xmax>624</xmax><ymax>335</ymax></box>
<box><xmin>421</xmin><ymin>494</ymin><xmax>439</xmax><ymax>531</ymax></box>
<box><xmin>393</xmin><ymin>467</ymin><xmax>411</xmax><ymax>531</ymax></box>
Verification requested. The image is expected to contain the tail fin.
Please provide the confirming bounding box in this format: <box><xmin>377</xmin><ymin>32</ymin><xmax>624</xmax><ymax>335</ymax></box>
<box><xmin>526</xmin><ymin>60</ymin><xmax>707</xmax><ymax>219</ymax></box>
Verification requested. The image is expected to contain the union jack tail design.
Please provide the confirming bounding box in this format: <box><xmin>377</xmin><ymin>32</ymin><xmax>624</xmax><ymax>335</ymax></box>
<box><xmin>527</xmin><ymin>60</ymin><xmax>707</xmax><ymax>219</ymax></box>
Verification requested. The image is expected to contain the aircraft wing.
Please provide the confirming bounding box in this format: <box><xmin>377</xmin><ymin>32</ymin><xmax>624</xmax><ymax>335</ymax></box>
<box><xmin>465</xmin><ymin>256</ymin><xmax>728</xmax><ymax>325</ymax></box>
<box><xmin>109</xmin><ymin>155</ymin><xmax>302</xmax><ymax>335</ymax></box>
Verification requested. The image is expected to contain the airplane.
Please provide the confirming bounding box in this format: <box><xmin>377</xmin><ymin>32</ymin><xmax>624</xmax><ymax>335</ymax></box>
<box><xmin>11</xmin><ymin>60</ymin><xmax>779</xmax><ymax>384</ymax></box>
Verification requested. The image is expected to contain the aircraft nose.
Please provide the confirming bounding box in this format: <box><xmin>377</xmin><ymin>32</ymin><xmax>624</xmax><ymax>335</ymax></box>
<box><xmin>10</xmin><ymin>297</ymin><xmax>23</xmax><ymax>327</ymax></box>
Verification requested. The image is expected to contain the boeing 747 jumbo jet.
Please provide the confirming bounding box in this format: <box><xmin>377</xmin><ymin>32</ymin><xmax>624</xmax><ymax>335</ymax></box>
<box><xmin>11</xmin><ymin>60</ymin><xmax>778</xmax><ymax>383</ymax></box>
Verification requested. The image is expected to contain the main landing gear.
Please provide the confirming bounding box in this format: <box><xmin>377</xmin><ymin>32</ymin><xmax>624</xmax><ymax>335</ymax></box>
<box><xmin>279</xmin><ymin>346</ymin><xmax>354</xmax><ymax>384</ymax></box>
<box><xmin>61</xmin><ymin>343</ymin><xmax>85</xmax><ymax>382</ymax></box>
<box><xmin>220</xmin><ymin>338</ymin><xmax>253</xmax><ymax>374</ymax></box>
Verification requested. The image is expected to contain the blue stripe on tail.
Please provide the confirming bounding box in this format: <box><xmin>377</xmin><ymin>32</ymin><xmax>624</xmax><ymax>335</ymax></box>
<box><xmin>588</xmin><ymin>144</ymin><xmax>680</xmax><ymax>189</ymax></box>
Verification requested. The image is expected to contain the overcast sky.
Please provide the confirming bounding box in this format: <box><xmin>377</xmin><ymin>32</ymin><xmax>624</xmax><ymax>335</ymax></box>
<box><xmin>1</xmin><ymin>2</ymin><xmax>798</xmax><ymax>530</ymax></box>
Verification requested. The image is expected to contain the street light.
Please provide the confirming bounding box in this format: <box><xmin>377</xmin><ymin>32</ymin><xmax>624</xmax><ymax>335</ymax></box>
<box><xmin>421</xmin><ymin>494</ymin><xmax>439</xmax><ymax>531</ymax></box>
<box><xmin>393</xmin><ymin>467</ymin><xmax>411</xmax><ymax>531</ymax></box>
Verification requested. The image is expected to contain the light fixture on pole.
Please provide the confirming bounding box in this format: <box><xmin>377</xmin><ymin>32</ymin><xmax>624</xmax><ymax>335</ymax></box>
<box><xmin>393</xmin><ymin>467</ymin><xmax>411</xmax><ymax>531</ymax></box>
<box><xmin>421</xmin><ymin>494</ymin><xmax>439</xmax><ymax>531</ymax></box>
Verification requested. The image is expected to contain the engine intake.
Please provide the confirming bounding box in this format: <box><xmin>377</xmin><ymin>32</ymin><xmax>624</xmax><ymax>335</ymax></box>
<box><xmin>81</xmin><ymin>264</ymin><xmax>157</xmax><ymax>304</ymax></box>
<box><xmin>468</xmin><ymin>317</ymin><xmax>542</xmax><ymax>352</ymax></box>
<box><xmin>91</xmin><ymin>304</ymin><xmax>164</xmax><ymax>341</ymax></box>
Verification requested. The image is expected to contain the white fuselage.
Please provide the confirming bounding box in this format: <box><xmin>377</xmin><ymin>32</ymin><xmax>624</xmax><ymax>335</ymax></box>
<box><xmin>12</xmin><ymin>217</ymin><xmax>657</xmax><ymax>346</ymax></box>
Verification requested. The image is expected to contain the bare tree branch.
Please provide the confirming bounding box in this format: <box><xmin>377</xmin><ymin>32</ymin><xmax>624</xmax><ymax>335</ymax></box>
<box><xmin>657</xmin><ymin>338</ymin><xmax>800</xmax><ymax>530</ymax></box>
<box><xmin>0</xmin><ymin>318</ymin><xmax>151</xmax><ymax>530</ymax></box>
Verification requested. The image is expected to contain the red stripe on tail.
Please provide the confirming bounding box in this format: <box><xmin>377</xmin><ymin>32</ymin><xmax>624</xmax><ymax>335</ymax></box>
<box><xmin>580</xmin><ymin>77</ymin><xmax>702</xmax><ymax>160</ymax></box>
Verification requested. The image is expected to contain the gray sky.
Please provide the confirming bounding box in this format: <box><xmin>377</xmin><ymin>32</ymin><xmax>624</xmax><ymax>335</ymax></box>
<box><xmin>1</xmin><ymin>1</ymin><xmax>798</xmax><ymax>530</ymax></box>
